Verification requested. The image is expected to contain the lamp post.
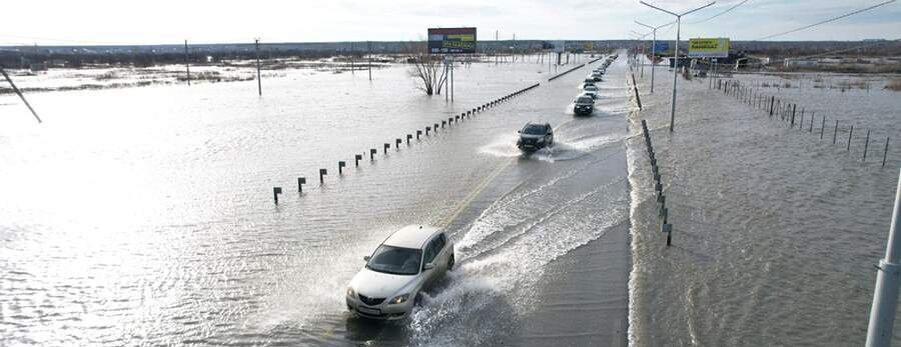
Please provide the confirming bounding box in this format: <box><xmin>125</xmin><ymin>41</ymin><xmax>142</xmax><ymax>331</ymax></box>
<box><xmin>635</xmin><ymin>20</ymin><xmax>671</xmax><ymax>94</ymax></box>
<box><xmin>640</xmin><ymin>1</ymin><xmax>715</xmax><ymax>132</ymax></box>
<box><xmin>629</xmin><ymin>30</ymin><xmax>647</xmax><ymax>77</ymax></box>
<box><xmin>866</xmin><ymin>170</ymin><xmax>901</xmax><ymax>347</ymax></box>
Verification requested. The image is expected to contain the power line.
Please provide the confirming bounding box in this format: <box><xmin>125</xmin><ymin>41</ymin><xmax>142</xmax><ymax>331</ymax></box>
<box><xmin>687</xmin><ymin>0</ymin><xmax>750</xmax><ymax>24</ymax></box>
<box><xmin>755</xmin><ymin>0</ymin><xmax>898</xmax><ymax>41</ymax></box>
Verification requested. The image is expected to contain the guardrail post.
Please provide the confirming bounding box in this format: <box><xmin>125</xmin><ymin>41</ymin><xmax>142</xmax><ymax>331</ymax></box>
<box><xmin>297</xmin><ymin>177</ymin><xmax>306</xmax><ymax>192</ymax></box>
<box><xmin>355</xmin><ymin>154</ymin><xmax>362</xmax><ymax>167</ymax></box>
<box><xmin>273</xmin><ymin>187</ymin><xmax>282</xmax><ymax>205</ymax></box>
<box><xmin>338</xmin><ymin>161</ymin><xmax>346</xmax><ymax>175</ymax></box>
<box><xmin>319</xmin><ymin>169</ymin><xmax>327</xmax><ymax>183</ymax></box>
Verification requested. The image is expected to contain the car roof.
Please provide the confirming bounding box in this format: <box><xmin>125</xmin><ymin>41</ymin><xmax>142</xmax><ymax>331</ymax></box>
<box><xmin>383</xmin><ymin>225</ymin><xmax>441</xmax><ymax>249</ymax></box>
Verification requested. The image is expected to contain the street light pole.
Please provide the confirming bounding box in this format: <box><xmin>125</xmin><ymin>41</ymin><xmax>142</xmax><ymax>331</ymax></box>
<box><xmin>866</xmin><ymin>169</ymin><xmax>901</xmax><ymax>347</ymax></box>
<box><xmin>640</xmin><ymin>1</ymin><xmax>715</xmax><ymax>132</ymax></box>
<box><xmin>636</xmin><ymin>21</ymin><xmax>670</xmax><ymax>94</ymax></box>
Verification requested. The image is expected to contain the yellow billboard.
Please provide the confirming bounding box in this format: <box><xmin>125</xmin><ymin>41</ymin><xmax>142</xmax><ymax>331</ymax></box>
<box><xmin>688</xmin><ymin>38</ymin><xmax>729</xmax><ymax>58</ymax></box>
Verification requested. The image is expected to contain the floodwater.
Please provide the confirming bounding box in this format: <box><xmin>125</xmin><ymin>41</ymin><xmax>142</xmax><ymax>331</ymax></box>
<box><xmin>627</xmin><ymin>61</ymin><xmax>901</xmax><ymax>345</ymax></box>
<box><xmin>1</xmin><ymin>54</ymin><xmax>633</xmax><ymax>346</ymax></box>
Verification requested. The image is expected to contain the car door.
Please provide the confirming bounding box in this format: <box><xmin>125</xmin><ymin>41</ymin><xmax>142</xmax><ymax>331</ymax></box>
<box><xmin>421</xmin><ymin>238</ymin><xmax>440</xmax><ymax>289</ymax></box>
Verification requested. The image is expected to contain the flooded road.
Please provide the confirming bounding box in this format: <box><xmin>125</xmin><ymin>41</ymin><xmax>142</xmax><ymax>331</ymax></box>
<box><xmin>1</xmin><ymin>54</ymin><xmax>633</xmax><ymax>345</ymax></box>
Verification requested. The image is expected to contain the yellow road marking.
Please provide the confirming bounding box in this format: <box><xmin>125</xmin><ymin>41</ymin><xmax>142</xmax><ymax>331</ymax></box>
<box><xmin>439</xmin><ymin>158</ymin><xmax>514</xmax><ymax>227</ymax></box>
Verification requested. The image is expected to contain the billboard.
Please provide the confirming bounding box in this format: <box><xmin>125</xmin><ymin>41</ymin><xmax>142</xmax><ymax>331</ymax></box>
<box><xmin>428</xmin><ymin>27</ymin><xmax>477</xmax><ymax>54</ymax></box>
<box><xmin>688</xmin><ymin>38</ymin><xmax>730</xmax><ymax>58</ymax></box>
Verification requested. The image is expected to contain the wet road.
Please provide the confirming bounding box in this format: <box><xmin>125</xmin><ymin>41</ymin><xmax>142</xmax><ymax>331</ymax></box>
<box><xmin>1</xmin><ymin>53</ymin><xmax>633</xmax><ymax>345</ymax></box>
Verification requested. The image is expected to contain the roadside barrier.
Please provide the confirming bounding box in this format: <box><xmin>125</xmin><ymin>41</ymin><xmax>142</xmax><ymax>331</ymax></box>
<box><xmin>641</xmin><ymin>119</ymin><xmax>673</xmax><ymax>246</ymax></box>
<box><xmin>712</xmin><ymin>78</ymin><xmax>894</xmax><ymax>168</ymax></box>
<box><xmin>548</xmin><ymin>63</ymin><xmax>586</xmax><ymax>82</ymax></box>
<box><xmin>271</xmin><ymin>82</ymin><xmax>542</xmax><ymax>204</ymax></box>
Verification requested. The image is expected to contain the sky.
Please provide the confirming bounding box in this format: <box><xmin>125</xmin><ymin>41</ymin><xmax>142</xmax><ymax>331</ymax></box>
<box><xmin>2</xmin><ymin>0</ymin><xmax>900</xmax><ymax>45</ymax></box>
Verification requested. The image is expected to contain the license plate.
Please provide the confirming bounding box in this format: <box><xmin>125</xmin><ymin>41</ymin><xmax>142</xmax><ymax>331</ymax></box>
<box><xmin>357</xmin><ymin>306</ymin><xmax>380</xmax><ymax>315</ymax></box>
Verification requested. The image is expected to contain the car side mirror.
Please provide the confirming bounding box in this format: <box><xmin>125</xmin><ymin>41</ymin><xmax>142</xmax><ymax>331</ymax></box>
<box><xmin>517</xmin><ymin>130</ymin><xmax>521</xmax><ymax>133</ymax></box>
<box><xmin>363</xmin><ymin>256</ymin><xmax>371</xmax><ymax>262</ymax></box>
<box><xmin>423</xmin><ymin>263</ymin><xmax>435</xmax><ymax>270</ymax></box>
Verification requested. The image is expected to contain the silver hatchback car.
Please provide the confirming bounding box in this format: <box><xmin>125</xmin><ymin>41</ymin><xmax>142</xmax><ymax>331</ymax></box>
<box><xmin>346</xmin><ymin>225</ymin><xmax>455</xmax><ymax>320</ymax></box>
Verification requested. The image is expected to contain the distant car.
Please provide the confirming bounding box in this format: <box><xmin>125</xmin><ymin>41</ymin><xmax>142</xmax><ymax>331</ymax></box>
<box><xmin>517</xmin><ymin>122</ymin><xmax>554</xmax><ymax>152</ymax></box>
<box><xmin>591</xmin><ymin>73</ymin><xmax>603</xmax><ymax>82</ymax></box>
<box><xmin>582</xmin><ymin>81</ymin><xmax>596</xmax><ymax>89</ymax></box>
<box><xmin>346</xmin><ymin>225</ymin><xmax>455</xmax><ymax>320</ymax></box>
<box><xmin>582</xmin><ymin>90</ymin><xmax>599</xmax><ymax>100</ymax></box>
<box><xmin>583</xmin><ymin>78</ymin><xmax>595</xmax><ymax>84</ymax></box>
<box><xmin>583</xmin><ymin>84</ymin><xmax>599</xmax><ymax>93</ymax></box>
<box><xmin>573</xmin><ymin>96</ymin><xmax>594</xmax><ymax>116</ymax></box>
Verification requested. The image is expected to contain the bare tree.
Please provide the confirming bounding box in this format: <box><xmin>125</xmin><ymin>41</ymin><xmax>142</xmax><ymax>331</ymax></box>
<box><xmin>408</xmin><ymin>54</ymin><xmax>447</xmax><ymax>95</ymax></box>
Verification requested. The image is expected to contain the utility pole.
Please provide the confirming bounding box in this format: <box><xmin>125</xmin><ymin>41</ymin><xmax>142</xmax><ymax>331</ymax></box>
<box><xmin>184</xmin><ymin>40</ymin><xmax>190</xmax><ymax>86</ymax></box>
<box><xmin>495</xmin><ymin>30</ymin><xmax>499</xmax><ymax>65</ymax></box>
<box><xmin>640</xmin><ymin>1</ymin><xmax>716</xmax><ymax>132</ymax></box>
<box><xmin>635</xmin><ymin>20</ymin><xmax>667</xmax><ymax>94</ymax></box>
<box><xmin>255</xmin><ymin>38</ymin><xmax>262</xmax><ymax>96</ymax></box>
<box><xmin>368</xmin><ymin>41</ymin><xmax>372</xmax><ymax>81</ymax></box>
<box><xmin>351</xmin><ymin>42</ymin><xmax>354</xmax><ymax>74</ymax></box>
<box><xmin>866</xmin><ymin>169</ymin><xmax>901</xmax><ymax>347</ymax></box>
<box><xmin>512</xmin><ymin>33</ymin><xmax>516</xmax><ymax>63</ymax></box>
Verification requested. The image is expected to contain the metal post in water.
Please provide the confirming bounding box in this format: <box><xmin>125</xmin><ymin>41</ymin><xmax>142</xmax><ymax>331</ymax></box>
<box><xmin>339</xmin><ymin>161</ymin><xmax>346</xmax><ymax>175</ymax></box>
<box><xmin>849</xmin><ymin>125</ymin><xmax>854</xmax><ymax>151</ymax></box>
<box><xmin>395</xmin><ymin>139</ymin><xmax>402</xmax><ymax>149</ymax></box>
<box><xmin>406</xmin><ymin>134</ymin><xmax>412</xmax><ymax>144</ymax></box>
<box><xmin>184</xmin><ymin>40</ymin><xmax>190</xmax><ymax>86</ymax></box>
<box><xmin>255</xmin><ymin>38</ymin><xmax>262</xmax><ymax>96</ymax></box>
<box><xmin>319</xmin><ymin>169</ymin><xmax>327</xmax><ymax>183</ymax></box>
<box><xmin>355</xmin><ymin>154</ymin><xmax>362</xmax><ymax>167</ymax></box>
<box><xmin>884</xmin><ymin>138</ymin><xmax>890</xmax><ymax>167</ymax></box>
<box><xmin>865</xmin><ymin>169</ymin><xmax>901</xmax><ymax>347</ymax></box>
<box><xmin>821</xmin><ymin>116</ymin><xmax>826</xmax><ymax>140</ymax></box>
<box><xmin>297</xmin><ymin>178</ymin><xmax>306</xmax><ymax>192</ymax></box>
<box><xmin>834</xmin><ymin>121</ymin><xmax>839</xmax><ymax>144</ymax></box>
<box><xmin>370</xmin><ymin>148</ymin><xmax>377</xmax><ymax>160</ymax></box>
<box><xmin>384</xmin><ymin>143</ymin><xmax>390</xmax><ymax>154</ymax></box>
<box><xmin>865</xmin><ymin>130</ymin><xmax>871</xmax><ymax>161</ymax></box>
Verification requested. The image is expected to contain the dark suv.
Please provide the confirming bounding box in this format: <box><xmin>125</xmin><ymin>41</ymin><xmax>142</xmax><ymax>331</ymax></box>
<box><xmin>517</xmin><ymin>122</ymin><xmax>554</xmax><ymax>152</ymax></box>
<box><xmin>573</xmin><ymin>96</ymin><xmax>594</xmax><ymax>116</ymax></box>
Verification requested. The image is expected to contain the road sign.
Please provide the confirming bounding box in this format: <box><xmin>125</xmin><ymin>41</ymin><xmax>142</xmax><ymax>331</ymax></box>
<box><xmin>654</xmin><ymin>42</ymin><xmax>670</xmax><ymax>53</ymax></box>
<box><xmin>428</xmin><ymin>27</ymin><xmax>477</xmax><ymax>54</ymax></box>
<box><xmin>688</xmin><ymin>38</ymin><xmax>729</xmax><ymax>58</ymax></box>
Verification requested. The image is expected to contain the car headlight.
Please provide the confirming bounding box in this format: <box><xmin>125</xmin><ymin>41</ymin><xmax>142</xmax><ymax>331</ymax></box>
<box><xmin>536</xmin><ymin>138</ymin><xmax>545</xmax><ymax>143</ymax></box>
<box><xmin>346</xmin><ymin>287</ymin><xmax>355</xmax><ymax>298</ymax></box>
<box><xmin>389</xmin><ymin>293</ymin><xmax>410</xmax><ymax>305</ymax></box>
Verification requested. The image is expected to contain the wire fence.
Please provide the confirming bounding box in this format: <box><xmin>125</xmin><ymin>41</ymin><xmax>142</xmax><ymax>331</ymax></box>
<box><xmin>711</xmin><ymin>78</ymin><xmax>897</xmax><ymax>168</ymax></box>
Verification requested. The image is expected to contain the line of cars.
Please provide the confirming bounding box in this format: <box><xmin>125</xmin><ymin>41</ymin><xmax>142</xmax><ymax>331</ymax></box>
<box><xmin>573</xmin><ymin>55</ymin><xmax>616</xmax><ymax>116</ymax></box>
<box><xmin>345</xmin><ymin>55</ymin><xmax>619</xmax><ymax>322</ymax></box>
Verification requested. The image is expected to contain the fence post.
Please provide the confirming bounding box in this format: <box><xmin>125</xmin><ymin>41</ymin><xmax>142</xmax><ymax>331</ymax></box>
<box><xmin>885</xmin><ymin>138</ymin><xmax>891</xmax><ymax>168</ymax></box>
<box><xmin>848</xmin><ymin>125</ymin><xmax>854</xmax><ymax>151</ymax></box>
<box><xmin>769</xmin><ymin>96</ymin><xmax>775</xmax><ymax>117</ymax></box>
<box><xmin>865</xmin><ymin>130</ymin><xmax>871</xmax><ymax>162</ymax></box>
<box><xmin>834</xmin><ymin>121</ymin><xmax>839</xmax><ymax>145</ymax></box>
<box><xmin>821</xmin><ymin>116</ymin><xmax>826</xmax><ymax>140</ymax></box>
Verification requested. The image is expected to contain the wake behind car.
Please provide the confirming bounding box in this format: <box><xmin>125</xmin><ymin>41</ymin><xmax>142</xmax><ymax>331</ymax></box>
<box><xmin>573</xmin><ymin>95</ymin><xmax>594</xmax><ymax>116</ymax></box>
<box><xmin>517</xmin><ymin>122</ymin><xmax>554</xmax><ymax>152</ymax></box>
<box><xmin>346</xmin><ymin>225</ymin><xmax>455</xmax><ymax>320</ymax></box>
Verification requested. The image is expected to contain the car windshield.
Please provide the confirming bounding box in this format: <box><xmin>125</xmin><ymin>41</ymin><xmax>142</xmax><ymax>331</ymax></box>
<box><xmin>522</xmin><ymin>124</ymin><xmax>546</xmax><ymax>135</ymax></box>
<box><xmin>577</xmin><ymin>97</ymin><xmax>593</xmax><ymax>104</ymax></box>
<box><xmin>585</xmin><ymin>86</ymin><xmax>598</xmax><ymax>91</ymax></box>
<box><xmin>366</xmin><ymin>245</ymin><xmax>422</xmax><ymax>275</ymax></box>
